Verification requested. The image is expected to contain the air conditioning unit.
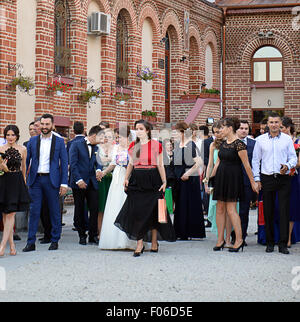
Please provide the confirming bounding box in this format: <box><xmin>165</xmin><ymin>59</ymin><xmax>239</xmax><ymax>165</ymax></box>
<box><xmin>88</xmin><ymin>12</ymin><xmax>111</xmax><ymax>35</ymax></box>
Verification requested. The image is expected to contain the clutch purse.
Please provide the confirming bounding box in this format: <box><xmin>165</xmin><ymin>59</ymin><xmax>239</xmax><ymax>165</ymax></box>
<box><xmin>158</xmin><ymin>197</ymin><xmax>168</xmax><ymax>224</ymax></box>
<box><xmin>208</xmin><ymin>176</ymin><xmax>215</xmax><ymax>188</ymax></box>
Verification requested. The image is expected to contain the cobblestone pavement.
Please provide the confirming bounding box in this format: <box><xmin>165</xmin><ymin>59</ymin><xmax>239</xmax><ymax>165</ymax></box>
<box><xmin>0</xmin><ymin>206</ymin><xmax>300</xmax><ymax>302</ymax></box>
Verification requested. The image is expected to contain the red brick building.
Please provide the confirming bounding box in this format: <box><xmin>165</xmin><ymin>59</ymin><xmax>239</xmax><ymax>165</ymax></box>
<box><xmin>0</xmin><ymin>0</ymin><xmax>223</xmax><ymax>142</ymax></box>
<box><xmin>1</xmin><ymin>0</ymin><xmax>300</xmax><ymax>141</ymax></box>
<box><xmin>217</xmin><ymin>0</ymin><xmax>300</xmax><ymax>135</ymax></box>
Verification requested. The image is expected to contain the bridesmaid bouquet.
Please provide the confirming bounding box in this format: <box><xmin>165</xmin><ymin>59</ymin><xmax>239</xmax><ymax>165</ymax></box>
<box><xmin>294</xmin><ymin>143</ymin><xmax>300</xmax><ymax>156</ymax></box>
<box><xmin>289</xmin><ymin>143</ymin><xmax>300</xmax><ymax>176</ymax></box>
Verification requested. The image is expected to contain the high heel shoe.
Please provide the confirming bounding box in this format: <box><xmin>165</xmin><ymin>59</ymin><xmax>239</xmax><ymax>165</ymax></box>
<box><xmin>0</xmin><ymin>245</ymin><xmax>5</xmax><ymax>257</ymax></box>
<box><xmin>213</xmin><ymin>241</ymin><xmax>225</xmax><ymax>251</ymax></box>
<box><xmin>229</xmin><ymin>241</ymin><xmax>244</xmax><ymax>253</ymax></box>
<box><xmin>10</xmin><ymin>247</ymin><xmax>17</xmax><ymax>256</ymax></box>
<box><xmin>133</xmin><ymin>246</ymin><xmax>145</xmax><ymax>257</ymax></box>
<box><xmin>150</xmin><ymin>243</ymin><xmax>159</xmax><ymax>253</ymax></box>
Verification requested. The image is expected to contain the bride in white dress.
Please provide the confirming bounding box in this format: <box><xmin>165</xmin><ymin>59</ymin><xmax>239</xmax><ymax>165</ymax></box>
<box><xmin>98</xmin><ymin>127</ymin><xmax>136</xmax><ymax>250</ymax></box>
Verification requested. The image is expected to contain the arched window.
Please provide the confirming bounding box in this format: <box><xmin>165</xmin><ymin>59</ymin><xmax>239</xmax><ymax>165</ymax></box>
<box><xmin>116</xmin><ymin>12</ymin><xmax>128</xmax><ymax>86</ymax></box>
<box><xmin>252</xmin><ymin>46</ymin><xmax>283</xmax><ymax>83</ymax></box>
<box><xmin>54</xmin><ymin>0</ymin><xmax>71</xmax><ymax>75</ymax></box>
<box><xmin>205</xmin><ymin>44</ymin><xmax>213</xmax><ymax>89</ymax></box>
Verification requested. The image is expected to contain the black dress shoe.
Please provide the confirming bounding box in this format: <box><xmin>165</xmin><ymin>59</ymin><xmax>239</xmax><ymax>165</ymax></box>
<box><xmin>13</xmin><ymin>234</ymin><xmax>21</xmax><ymax>241</ymax></box>
<box><xmin>79</xmin><ymin>237</ymin><xmax>87</xmax><ymax>245</ymax></box>
<box><xmin>23</xmin><ymin>244</ymin><xmax>36</xmax><ymax>252</ymax></box>
<box><xmin>266</xmin><ymin>245</ymin><xmax>274</xmax><ymax>253</ymax></box>
<box><xmin>40</xmin><ymin>238</ymin><xmax>51</xmax><ymax>244</ymax></box>
<box><xmin>279</xmin><ymin>246</ymin><xmax>289</xmax><ymax>255</ymax></box>
<box><xmin>48</xmin><ymin>242</ymin><xmax>58</xmax><ymax>250</ymax></box>
<box><xmin>88</xmin><ymin>236</ymin><xmax>99</xmax><ymax>244</ymax></box>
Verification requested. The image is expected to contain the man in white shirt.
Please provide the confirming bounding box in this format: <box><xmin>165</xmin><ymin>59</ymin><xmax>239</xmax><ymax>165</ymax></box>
<box><xmin>252</xmin><ymin>112</ymin><xmax>297</xmax><ymax>254</ymax></box>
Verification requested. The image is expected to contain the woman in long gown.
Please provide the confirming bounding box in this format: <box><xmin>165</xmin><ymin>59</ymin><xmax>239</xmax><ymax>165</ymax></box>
<box><xmin>173</xmin><ymin>122</ymin><xmax>206</xmax><ymax>240</ymax></box>
<box><xmin>97</xmin><ymin>128</ymin><xmax>115</xmax><ymax>236</ymax></box>
<box><xmin>99</xmin><ymin>126</ymin><xmax>136</xmax><ymax>250</ymax></box>
<box><xmin>0</xmin><ymin>125</ymin><xmax>31</xmax><ymax>256</ymax></box>
<box><xmin>211</xmin><ymin>117</ymin><xmax>258</xmax><ymax>252</ymax></box>
<box><xmin>114</xmin><ymin>120</ymin><xmax>176</xmax><ymax>257</ymax></box>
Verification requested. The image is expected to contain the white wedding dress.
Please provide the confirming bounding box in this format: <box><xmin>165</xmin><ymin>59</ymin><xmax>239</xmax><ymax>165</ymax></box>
<box><xmin>98</xmin><ymin>145</ymin><xmax>136</xmax><ymax>250</ymax></box>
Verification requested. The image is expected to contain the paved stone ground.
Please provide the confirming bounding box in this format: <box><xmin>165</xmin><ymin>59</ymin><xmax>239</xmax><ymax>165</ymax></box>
<box><xmin>0</xmin><ymin>205</ymin><xmax>300</xmax><ymax>302</ymax></box>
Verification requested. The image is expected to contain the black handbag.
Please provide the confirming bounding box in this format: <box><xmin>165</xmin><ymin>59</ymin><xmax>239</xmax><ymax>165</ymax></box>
<box><xmin>208</xmin><ymin>176</ymin><xmax>215</xmax><ymax>188</ymax></box>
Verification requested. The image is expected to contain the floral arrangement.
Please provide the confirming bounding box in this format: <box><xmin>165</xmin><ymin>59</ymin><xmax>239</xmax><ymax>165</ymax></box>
<box><xmin>294</xmin><ymin>143</ymin><xmax>300</xmax><ymax>156</ymax></box>
<box><xmin>141</xmin><ymin>110</ymin><xmax>157</xmax><ymax>117</ymax></box>
<box><xmin>78</xmin><ymin>87</ymin><xmax>103</xmax><ymax>104</ymax></box>
<box><xmin>289</xmin><ymin>143</ymin><xmax>300</xmax><ymax>176</ymax></box>
<box><xmin>141</xmin><ymin>110</ymin><xmax>157</xmax><ymax>122</ymax></box>
<box><xmin>114</xmin><ymin>92</ymin><xmax>131</xmax><ymax>102</ymax></box>
<box><xmin>10</xmin><ymin>76</ymin><xmax>35</xmax><ymax>93</ymax></box>
<box><xmin>137</xmin><ymin>66</ymin><xmax>158</xmax><ymax>82</ymax></box>
<box><xmin>201</xmin><ymin>88</ymin><xmax>220</xmax><ymax>94</ymax></box>
<box><xmin>47</xmin><ymin>80</ymin><xmax>71</xmax><ymax>94</ymax></box>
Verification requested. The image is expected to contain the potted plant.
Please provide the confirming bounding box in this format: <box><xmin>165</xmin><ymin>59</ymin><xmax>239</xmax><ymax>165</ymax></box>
<box><xmin>47</xmin><ymin>80</ymin><xmax>71</xmax><ymax>96</ymax></box>
<box><xmin>199</xmin><ymin>88</ymin><xmax>220</xmax><ymax>98</ymax></box>
<box><xmin>180</xmin><ymin>91</ymin><xmax>199</xmax><ymax>100</ymax></box>
<box><xmin>141</xmin><ymin>110</ymin><xmax>157</xmax><ymax>122</ymax></box>
<box><xmin>9</xmin><ymin>75</ymin><xmax>35</xmax><ymax>94</ymax></box>
<box><xmin>137</xmin><ymin>66</ymin><xmax>158</xmax><ymax>83</ymax></box>
<box><xmin>149</xmin><ymin>110</ymin><xmax>157</xmax><ymax>122</ymax></box>
<box><xmin>78</xmin><ymin>87</ymin><xmax>103</xmax><ymax>104</ymax></box>
<box><xmin>114</xmin><ymin>92</ymin><xmax>131</xmax><ymax>105</ymax></box>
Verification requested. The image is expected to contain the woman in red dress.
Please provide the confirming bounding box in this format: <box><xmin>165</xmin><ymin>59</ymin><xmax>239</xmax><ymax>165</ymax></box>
<box><xmin>114</xmin><ymin>120</ymin><xmax>175</xmax><ymax>256</ymax></box>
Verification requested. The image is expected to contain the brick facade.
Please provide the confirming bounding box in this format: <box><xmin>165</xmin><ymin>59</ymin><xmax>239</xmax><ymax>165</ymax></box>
<box><xmin>221</xmin><ymin>4</ymin><xmax>300</xmax><ymax>133</ymax></box>
<box><xmin>0</xmin><ymin>0</ymin><xmax>223</xmax><ymax>138</ymax></box>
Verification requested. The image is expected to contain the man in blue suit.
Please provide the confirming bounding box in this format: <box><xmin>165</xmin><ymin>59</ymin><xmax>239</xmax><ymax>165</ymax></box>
<box><xmin>69</xmin><ymin>125</ymin><xmax>102</xmax><ymax>245</ymax></box>
<box><xmin>23</xmin><ymin>114</ymin><xmax>69</xmax><ymax>252</ymax></box>
<box><xmin>66</xmin><ymin>121</ymin><xmax>85</xmax><ymax>159</ymax></box>
<box><xmin>237</xmin><ymin>120</ymin><xmax>256</xmax><ymax>244</ymax></box>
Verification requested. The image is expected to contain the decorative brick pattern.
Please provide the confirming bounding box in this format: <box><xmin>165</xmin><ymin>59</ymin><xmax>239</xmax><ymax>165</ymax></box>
<box><xmin>0</xmin><ymin>0</ymin><xmax>223</xmax><ymax>134</ymax></box>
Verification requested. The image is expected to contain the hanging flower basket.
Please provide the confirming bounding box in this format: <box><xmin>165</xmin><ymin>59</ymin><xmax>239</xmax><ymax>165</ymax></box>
<box><xmin>137</xmin><ymin>66</ymin><xmax>158</xmax><ymax>82</ymax></box>
<box><xmin>114</xmin><ymin>92</ymin><xmax>131</xmax><ymax>105</ymax></box>
<box><xmin>46</xmin><ymin>80</ymin><xmax>71</xmax><ymax>96</ymax></box>
<box><xmin>78</xmin><ymin>87</ymin><xmax>103</xmax><ymax>104</ymax></box>
<box><xmin>9</xmin><ymin>76</ymin><xmax>35</xmax><ymax>94</ymax></box>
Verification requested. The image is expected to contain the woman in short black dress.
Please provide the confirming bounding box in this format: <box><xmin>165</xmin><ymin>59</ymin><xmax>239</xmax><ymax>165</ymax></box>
<box><xmin>115</xmin><ymin>120</ymin><xmax>175</xmax><ymax>256</ymax></box>
<box><xmin>0</xmin><ymin>125</ymin><xmax>31</xmax><ymax>256</ymax></box>
<box><xmin>211</xmin><ymin>118</ymin><xmax>258</xmax><ymax>252</ymax></box>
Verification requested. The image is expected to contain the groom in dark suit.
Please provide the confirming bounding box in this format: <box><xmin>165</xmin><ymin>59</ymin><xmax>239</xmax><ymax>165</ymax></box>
<box><xmin>69</xmin><ymin>125</ymin><xmax>102</xmax><ymax>245</ymax></box>
<box><xmin>23</xmin><ymin>114</ymin><xmax>69</xmax><ymax>252</ymax></box>
<box><xmin>236</xmin><ymin>120</ymin><xmax>256</xmax><ymax>243</ymax></box>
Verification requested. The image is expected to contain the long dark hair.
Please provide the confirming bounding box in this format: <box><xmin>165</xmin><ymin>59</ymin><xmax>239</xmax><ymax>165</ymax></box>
<box><xmin>133</xmin><ymin>119</ymin><xmax>152</xmax><ymax>159</ymax></box>
<box><xmin>4</xmin><ymin>124</ymin><xmax>20</xmax><ymax>141</ymax></box>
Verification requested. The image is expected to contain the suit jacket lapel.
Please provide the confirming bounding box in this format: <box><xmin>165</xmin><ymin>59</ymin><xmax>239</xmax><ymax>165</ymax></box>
<box><xmin>83</xmin><ymin>140</ymin><xmax>90</xmax><ymax>159</ymax></box>
<box><xmin>36</xmin><ymin>135</ymin><xmax>41</xmax><ymax>161</ymax></box>
<box><xmin>50</xmin><ymin>134</ymin><xmax>56</xmax><ymax>164</ymax></box>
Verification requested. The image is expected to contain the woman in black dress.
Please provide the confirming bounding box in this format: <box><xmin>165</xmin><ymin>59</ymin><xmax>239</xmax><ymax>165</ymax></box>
<box><xmin>173</xmin><ymin>122</ymin><xmax>205</xmax><ymax>240</ymax></box>
<box><xmin>114</xmin><ymin>120</ymin><xmax>175</xmax><ymax>256</ymax></box>
<box><xmin>0</xmin><ymin>125</ymin><xmax>31</xmax><ymax>256</ymax></box>
<box><xmin>211</xmin><ymin>118</ymin><xmax>258</xmax><ymax>252</ymax></box>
